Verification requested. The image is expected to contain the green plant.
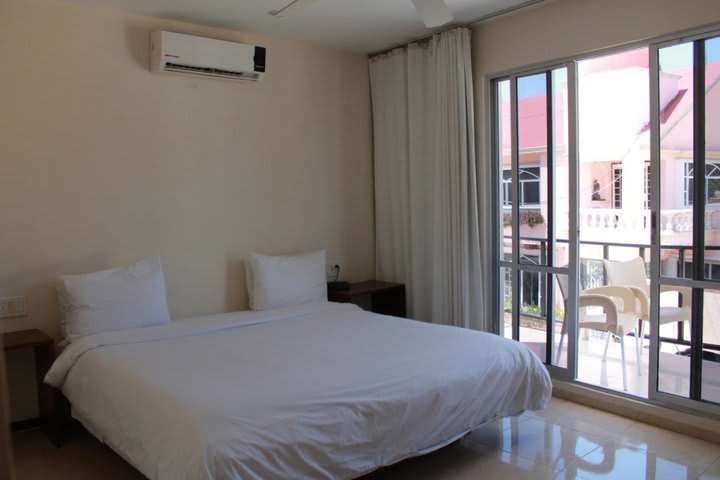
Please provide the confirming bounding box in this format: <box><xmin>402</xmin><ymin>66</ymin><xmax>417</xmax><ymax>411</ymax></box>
<box><xmin>501</xmin><ymin>211</ymin><xmax>545</xmax><ymax>229</ymax></box>
<box><xmin>503</xmin><ymin>297</ymin><xmax>565</xmax><ymax>320</ymax></box>
<box><xmin>523</xmin><ymin>211</ymin><xmax>545</xmax><ymax>228</ymax></box>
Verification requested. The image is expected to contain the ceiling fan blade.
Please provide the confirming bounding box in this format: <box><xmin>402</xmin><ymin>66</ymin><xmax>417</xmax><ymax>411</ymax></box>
<box><xmin>411</xmin><ymin>0</ymin><xmax>453</xmax><ymax>28</ymax></box>
<box><xmin>269</xmin><ymin>0</ymin><xmax>318</xmax><ymax>17</ymax></box>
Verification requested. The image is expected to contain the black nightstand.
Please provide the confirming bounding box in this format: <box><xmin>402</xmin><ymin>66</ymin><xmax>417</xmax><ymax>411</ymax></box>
<box><xmin>3</xmin><ymin>329</ymin><xmax>59</xmax><ymax>445</ymax></box>
<box><xmin>328</xmin><ymin>281</ymin><xmax>406</xmax><ymax>318</ymax></box>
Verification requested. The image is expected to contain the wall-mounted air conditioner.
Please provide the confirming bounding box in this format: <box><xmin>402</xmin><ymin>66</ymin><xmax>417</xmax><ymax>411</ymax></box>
<box><xmin>150</xmin><ymin>31</ymin><xmax>266</xmax><ymax>82</ymax></box>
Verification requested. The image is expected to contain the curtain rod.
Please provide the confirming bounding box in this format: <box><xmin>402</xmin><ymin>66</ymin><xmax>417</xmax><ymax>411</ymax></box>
<box><xmin>368</xmin><ymin>0</ymin><xmax>551</xmax><ymax>59</ymax></box>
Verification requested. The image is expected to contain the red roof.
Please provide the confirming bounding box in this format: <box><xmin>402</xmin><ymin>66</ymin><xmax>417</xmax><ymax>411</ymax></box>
<box><xmin>660</xmin><ymin>63</ymin><xmax>720</xmax><ymax>151</ymax></box>
<box><xmin>501</xmin><ymin>61</ymin><xmax>720</xmax><ymax>153</ymax></box>
<box><xmin>500</xmin><ymin>92</ymin><xmax>567</xmax><ymax>150</ymax></box>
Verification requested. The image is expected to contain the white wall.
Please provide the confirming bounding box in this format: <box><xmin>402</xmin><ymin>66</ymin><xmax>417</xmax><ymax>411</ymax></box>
<box><xmin>0</xmin><ymin>0</ymin><xmax>374</xmax><ymax>421</ymax></box>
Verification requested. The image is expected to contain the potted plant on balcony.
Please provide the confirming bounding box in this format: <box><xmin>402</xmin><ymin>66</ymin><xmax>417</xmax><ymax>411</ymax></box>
<box><xmin>503</xmin><ymin>212</ymin><xmax>545</xmax><ymax>228</ymax></box>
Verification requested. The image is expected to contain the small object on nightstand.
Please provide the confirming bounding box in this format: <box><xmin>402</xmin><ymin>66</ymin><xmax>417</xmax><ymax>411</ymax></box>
<box><xmin>327</xmin><ymin>281</ymin><xmax>351</xmax><ymax>292</ymax></box>
<box><xmin>328</xmin><ymin>280</ymin><xmax>406</xmax><ymax>318</ymax></box>
<box><xmin>2</xmin><ymin>329</ymin><xmax>59</xmax><ymax>445</ymax></box>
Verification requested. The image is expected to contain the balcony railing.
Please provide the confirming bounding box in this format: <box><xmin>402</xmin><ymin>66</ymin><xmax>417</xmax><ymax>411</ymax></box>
<box><xmin>503</xmin><ymin>235</ymin><xmax>720</xmax><ymax>351</ymax></box>
<box><xmin>580</xmin><ymin>208</ymin><xmax>650</xmax><ymax>232</ymax></box>
<box><xmin>578</xmin><ymin>208</ymin><xmax>720</xmax><ymax>234</ymax></box>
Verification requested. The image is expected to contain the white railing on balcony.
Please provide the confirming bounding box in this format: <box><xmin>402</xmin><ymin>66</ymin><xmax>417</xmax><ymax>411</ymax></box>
<box><xmin>659</xmin><ymin>209</ymin><xmax>693</xmax><ymax>233</ymax></box>
<box><xmin>580</xmin><ymin>209</ymin><xmax>650</xmax><ymax>232</ymax></box>
<box><xmin>579</xmin><ymin>208</ymin><xmax>720</xmax><ymax>235</ymax></box>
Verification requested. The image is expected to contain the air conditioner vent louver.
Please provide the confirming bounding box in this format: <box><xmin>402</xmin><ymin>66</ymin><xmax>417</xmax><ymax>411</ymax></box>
<box><xmin>164</xmin><ymin>63</ymin><xmax>261</xmax><ymax>81</ymax></box>
<box><xmin>151</xmin><ymin>31</ymin><xmax>265</xmax><ymax>83</ymax></box>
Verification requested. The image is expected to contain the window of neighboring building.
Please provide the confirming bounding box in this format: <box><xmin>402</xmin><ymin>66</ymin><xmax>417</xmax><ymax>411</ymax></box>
<box><xmin>502</xmin><ymin>266</ymin><xmax>542</xmax><ymax>314</ymax></box>
<box><xmin>612</xmin><ymin>163</ymin><xmax>650</xmax><ymax>209</ymax></box>
<box><xmin>502</xmin><ymin>265</ymin><xmax>540</xmax><ymax>311</ymax></box>
<box><xmin>612</xmin><ymin>167</ymin><xmax>623</xmax><ymax>209</ymax></box>
<box><xmin>503</xmin><ymin>166</ymin><xmax>541</xmax><ymax>207</ymax></box>
<box><xmin>684</xmin><ymin>161</ymin><xmax>720</xmax><ymax>207</ymax></box>
<box><xmin>519</xmin><ymin>254</ymin><xmax>541</xmax><ymax>306</ymax></box>
<box><xmin>645</xmin><ymin>163</ymin><xmax>652</xmax><ymax>209</ymax></box>
<box><xmin>680</xmin><ymin>260</ymin><xmax>720</xmax><ymax>280</ymax></box>
<box><xmin>502</xmin><ymin>170</ymin><xmax>511</xmax><ymax>206</ymax></box>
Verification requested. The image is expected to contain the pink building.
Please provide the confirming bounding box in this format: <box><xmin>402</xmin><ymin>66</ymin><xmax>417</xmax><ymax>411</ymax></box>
<box><xmin>500</xmin><ymin>49</ymin><xmax>720</xmax><ymax>283</ymax></box>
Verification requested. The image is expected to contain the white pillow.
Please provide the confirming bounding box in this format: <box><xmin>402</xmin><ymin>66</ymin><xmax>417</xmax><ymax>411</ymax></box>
<box><xmin>246</xmin><ymin>250</ymin><xmax>327</xmax><ymax>311</ymax></box>
<box><xmin>57</xmin><ymin>256</ymin><xmax>171</xmax><ymax>341</ymax></box>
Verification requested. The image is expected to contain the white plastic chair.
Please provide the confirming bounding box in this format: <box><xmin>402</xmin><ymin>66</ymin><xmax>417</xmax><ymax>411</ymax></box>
<box><xmin>603</xmin><ymin>257</ymin><xmax>692</xmax><ymax>369</ymax></box>
<box><xmin>555</xmin><ymin>273</ymin><xmax>641</xmax><ymax>391</ymax></box>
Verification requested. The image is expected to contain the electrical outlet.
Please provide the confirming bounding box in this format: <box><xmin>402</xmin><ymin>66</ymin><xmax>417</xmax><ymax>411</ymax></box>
<box><xmin>0</xmin><ymin>296</ymin><xmax>27</xmax><ymax>319</ymax></box>
<box><xmin>326</xmin><ymin>263</ymin><xmax>340</xmax><ymax>281</ymax></box>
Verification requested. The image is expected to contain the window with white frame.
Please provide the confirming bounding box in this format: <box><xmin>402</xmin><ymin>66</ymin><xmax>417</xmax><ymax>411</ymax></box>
<box><xmin>679</xmin><ymin>260</ymin><xmax>720</xmax><ymax>281</ymax></box>
<box><xmin>502</xmin><ymin>166</ymin><xmax>541</xmax><ymax>207</ymax></box>
<box><xmin>519</xmin><ymin>254</ymin><xmax>541</xmax><ymax>306</ymax></box>
<box><xmin>645</xmin><ymin>163</ymin><xmax>652</xmax><ymax>209</ymax></box>
<box><xmin>684</xmin><ymin>161</ymin><xmax>720</xmax><ymax>206</ymax></box>
<box><xmin>612</xmin><ymin>166</ymin><xmax>623</xmax><ymax>209</ymax></box>
<box><xmin>612</xmin><ymin>163</ymin><xmax>650</xmax><ymax>209</ymax></box>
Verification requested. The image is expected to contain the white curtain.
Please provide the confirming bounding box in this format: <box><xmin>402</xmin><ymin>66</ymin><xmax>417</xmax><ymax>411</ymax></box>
<box><xmin>369</xmin><ymin>28</ymin><xmax>484</xmax><ymax>330</ymax></box>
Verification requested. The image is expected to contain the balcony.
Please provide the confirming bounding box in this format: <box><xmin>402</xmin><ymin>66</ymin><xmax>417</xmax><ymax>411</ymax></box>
<box><xmin>503</xmin><ymin>235</ymin><xmax>720</xmax><ymax>399</ymax></box>
<box><xmin>513</xmin><ymin>321</ymin><xmax>720</xmax><ymax>400</ymax></box>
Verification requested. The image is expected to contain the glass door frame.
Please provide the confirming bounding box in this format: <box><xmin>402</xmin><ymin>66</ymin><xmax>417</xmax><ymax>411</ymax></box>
<box><xmin>491</xmin><ymin>61</ymin><xmax>580</xmax><ymax>382</ymax></box>
<box><xmin>648</xmin><ymin>29</ymin><xmax>720</xmax><ymax>415</ymax></box>
<box><xmin>489</xmin><ymin>22</ymin><xmax>720</xmax><ymax>416</ymax></box>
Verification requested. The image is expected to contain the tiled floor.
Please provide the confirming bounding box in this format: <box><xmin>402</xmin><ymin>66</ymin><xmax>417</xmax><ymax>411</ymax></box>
<box><xmin>11</xmin><ymin>397</ymin><xmax>720</xmax><ymax>479</ymax></box>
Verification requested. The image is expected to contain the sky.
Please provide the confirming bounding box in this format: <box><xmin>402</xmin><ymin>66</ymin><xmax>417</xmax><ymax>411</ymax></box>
<box><xmin>660</xmin><ymin>37</ymin><xmax>720</xmax><ymax>71</ymax></box>
<box><xmin>504</xmin><ymin>37</ymin><xmax>720</xmax><ymax>99</ymax></box>
<box><xmin>499</xmin><ymin>69</ymin><xmax>567</xmax><ymax>100</ymax></box>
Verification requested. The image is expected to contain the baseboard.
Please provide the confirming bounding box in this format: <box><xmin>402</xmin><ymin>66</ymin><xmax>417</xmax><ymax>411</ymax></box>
<box><xmin>553</xmin><ymin>380</ymin><xmax>720</xmax><ymax>444</ymax></box>
<box><xmin>11</xmin><ymin>417</ymin><xmax>40</xmax><ymax>432</ymax></box>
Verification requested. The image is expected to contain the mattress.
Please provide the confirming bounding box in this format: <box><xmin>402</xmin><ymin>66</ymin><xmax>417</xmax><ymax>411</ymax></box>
<box><xmin>45</xmin><ymin>302</ymin><xmax>551</xmax><ymax>479</ymax></box>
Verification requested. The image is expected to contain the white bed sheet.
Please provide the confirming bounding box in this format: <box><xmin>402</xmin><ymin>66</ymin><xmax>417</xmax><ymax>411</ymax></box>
<box><xmin>45</xmin><ymin>302</ymin><xmax>551</xmax><ymax>480</ymax></box>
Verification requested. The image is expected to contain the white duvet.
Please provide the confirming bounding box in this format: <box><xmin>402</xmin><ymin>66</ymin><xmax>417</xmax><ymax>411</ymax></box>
<box><xmin>45</xmin><ymin>302</ymin><xmax>551</xmax><ymax>480</ymax></box>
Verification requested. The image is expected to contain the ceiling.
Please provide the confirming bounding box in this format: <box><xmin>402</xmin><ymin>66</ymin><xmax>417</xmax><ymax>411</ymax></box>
<box><xmin>61</xmin><ymin>0</ymin><xmax>544</xmax><ymax>53</ymax></box>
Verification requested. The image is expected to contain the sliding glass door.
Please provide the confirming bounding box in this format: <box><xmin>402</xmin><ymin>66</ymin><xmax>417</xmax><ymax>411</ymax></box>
<box><xmin>575</xmin><ymin>46</ymin><xmax>652</xmax><ymax>395</ymax></box>
<box><xmin>493</xmin><ymin>64</ymin><xmax>578</xmax><ymax>379</ymax></box>
<box><xmin>650</xmin><ymin>33</ymin><xmax>720</xmax><ymax>411</ymax></box>
<box><xmin>492</xmin><ymin>27</ymin><xmax>720</xmax><ymax>413</ymax></box>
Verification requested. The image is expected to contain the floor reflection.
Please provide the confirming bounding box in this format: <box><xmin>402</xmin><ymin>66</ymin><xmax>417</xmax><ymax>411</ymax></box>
<box><xmin>464</xmin><ymin>403</ymin><xmax>719</xmax><ymax>480</ymax></box>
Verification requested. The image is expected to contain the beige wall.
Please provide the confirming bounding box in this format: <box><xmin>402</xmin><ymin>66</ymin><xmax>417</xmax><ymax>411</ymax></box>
<box><xmin>472</xmin><ymin>0</ymin><xmax>720</xmax><ymax>325</ymax></box>
<box><xmin>0</xmin><ymin>0</ymin><xmax>373</xmax><ymax>420</ymax></box>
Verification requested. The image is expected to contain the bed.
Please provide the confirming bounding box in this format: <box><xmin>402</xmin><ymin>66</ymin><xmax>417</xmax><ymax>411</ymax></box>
<box><xmin>45</xmin><ymin>301</ymin><xmax>551</xmax><ymax>479</ymax></box>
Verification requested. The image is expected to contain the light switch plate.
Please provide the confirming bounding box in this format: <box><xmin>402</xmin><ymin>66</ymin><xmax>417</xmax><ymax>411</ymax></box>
<box><xmin>0</xmin><ymin>296</ymin><xmax>27</xmax><ymax>319</ymax></box>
